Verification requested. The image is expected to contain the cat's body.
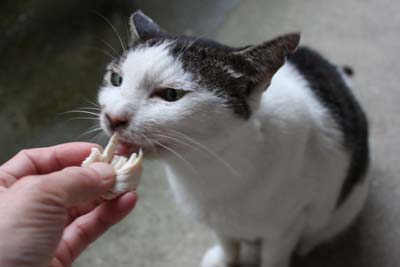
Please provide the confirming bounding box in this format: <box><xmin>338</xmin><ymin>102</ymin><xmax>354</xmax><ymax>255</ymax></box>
<box><xmin>97</xmin><ymin>11</ymin><xmax>369</xmax><ymax>267</ymax></box>
<box><xmin>164</xmin><ymin>51</ymin><xmax>368</xmax><ymax>267</ymax></box>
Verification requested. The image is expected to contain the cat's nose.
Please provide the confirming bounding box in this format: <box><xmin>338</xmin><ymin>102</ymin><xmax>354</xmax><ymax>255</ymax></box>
<box><xmin>105</xmin><ymin>113</ymin><xmax>130</xmax><ymax>131</ymax></box>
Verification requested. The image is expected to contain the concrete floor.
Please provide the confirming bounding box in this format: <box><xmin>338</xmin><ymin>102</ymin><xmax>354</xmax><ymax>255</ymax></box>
<box><xmin>1</xmin><ymin>0</ymin><xmax>400</xmax><ymax>266</ymax></box>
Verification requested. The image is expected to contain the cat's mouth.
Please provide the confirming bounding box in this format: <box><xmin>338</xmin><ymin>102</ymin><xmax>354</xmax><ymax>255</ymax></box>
<box><xmin>112</xmin><ymin>129</ymin><xmax>180</xmax><ymax>158</ymax></box>
<box><xmin>115</xmin><ymin>138</ymin><xmax>164</xmax><ymax>158</ymax></box>
<box><xmin>116</xmin><ymin>140</ymin><xmax>140</xmax><ymax>157</ymax></box>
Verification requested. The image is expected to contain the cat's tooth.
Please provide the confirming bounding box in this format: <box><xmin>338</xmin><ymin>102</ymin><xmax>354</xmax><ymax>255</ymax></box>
<box><xmin>81</xmin><ymin>147</ymin><xmax>103</xmax><ymax>167</ymax></box>
<box><xmin>102</xmin><ymin>134</ymin><xmax>118</xmax><ymax>162</ymax></box>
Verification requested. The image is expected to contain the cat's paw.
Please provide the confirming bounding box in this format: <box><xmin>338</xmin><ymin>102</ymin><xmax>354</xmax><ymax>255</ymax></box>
<box><xmin>201</xmin><ymin>245</ymin><xmax>237</xmax><ymax>267</ymax></box>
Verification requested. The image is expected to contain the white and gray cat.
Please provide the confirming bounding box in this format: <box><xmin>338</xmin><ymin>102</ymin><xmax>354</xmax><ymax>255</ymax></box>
<box><xmin>97</xmin><ymin>11</ymin><xmax>369</xmax><ymax>267</ymax></box>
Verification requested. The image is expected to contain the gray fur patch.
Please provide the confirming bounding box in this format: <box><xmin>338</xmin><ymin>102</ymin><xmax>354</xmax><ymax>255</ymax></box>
<box><xmin>288</xmin><ymin>47</ymin><xmax>369</xmax><ymax>208</ymax></box>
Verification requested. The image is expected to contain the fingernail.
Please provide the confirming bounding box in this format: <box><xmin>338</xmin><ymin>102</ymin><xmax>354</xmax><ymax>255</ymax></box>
<box><xmin>88</xmin><ymin>162</ymin><xmax>115</xmax><ymax>185</ymax></box>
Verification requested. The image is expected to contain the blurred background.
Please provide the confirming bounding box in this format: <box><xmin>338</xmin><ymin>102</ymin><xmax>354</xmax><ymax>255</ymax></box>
<box><xmin>1</xmin><ymin>0</ymin><xmax>400</xmax><ymax>266</ymax></box>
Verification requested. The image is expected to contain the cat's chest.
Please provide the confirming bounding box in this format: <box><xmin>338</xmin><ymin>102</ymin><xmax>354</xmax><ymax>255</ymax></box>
<box><xmin>163</xmin><ymin>129</ymin><xmax>267</xmax><ymax>199</ymax></box>
<box><xmin>162</xmin><ymin>149</ymin><xmax>301</xmax><ymax>234</ymax></box>
<box><xmin>164</xmin><ymin>162</ymin><xmax>258</xmax><ymax>232</ymax></box>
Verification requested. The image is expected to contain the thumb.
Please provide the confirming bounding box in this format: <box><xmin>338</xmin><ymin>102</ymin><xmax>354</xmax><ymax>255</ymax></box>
<box><xmin>37</xmin><ymin>163</ymin><xmax>115</xmax><ymax>207</ymax></box>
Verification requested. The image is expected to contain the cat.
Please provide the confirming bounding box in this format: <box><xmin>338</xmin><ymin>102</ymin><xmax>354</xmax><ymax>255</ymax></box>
<box><xmin>97</xmin><ymin>11</ymin><xmax>369</xmax><ymax>267</ymax></box>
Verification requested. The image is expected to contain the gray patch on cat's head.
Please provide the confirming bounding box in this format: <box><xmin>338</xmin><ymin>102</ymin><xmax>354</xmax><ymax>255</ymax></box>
<box><xmin>128</xmin><ymin>10</ymin><xmax>300</xmax><ymax>119</ymax></box>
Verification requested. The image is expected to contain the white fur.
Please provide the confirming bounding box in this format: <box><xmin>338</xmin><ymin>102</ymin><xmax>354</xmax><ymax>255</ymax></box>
<box><xmin>98</xmin><ymin>44</ymin><xmax>368</xmax><ymax>267</ymax></box>
<box><xmin>99</xmin><ymin>42</ymin><xmax>194</xmax><ymax>122</ymax></box>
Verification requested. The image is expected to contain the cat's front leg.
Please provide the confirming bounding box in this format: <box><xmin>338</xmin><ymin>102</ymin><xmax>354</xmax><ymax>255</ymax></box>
<box><xmin>260</xmin><ymin>247</ymin><xmax>290</xmax><ymax>267</ymax></box>
<box><xmin>201</xmin><ymin>234</ymin><xmax>240</xmax><ymax>267</ymax></box>
<box><xmin>260</xmin><ymin>236</ymin><xmax>298</xmax><ymax>267</ymax></box>
<box><xmin>260</xmin><ymin>217</ymin><xmax>305</xmax><ymax>267</ymax></box>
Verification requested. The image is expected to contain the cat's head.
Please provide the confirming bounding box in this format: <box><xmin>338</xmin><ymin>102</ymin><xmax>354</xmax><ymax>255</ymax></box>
<box><xmin>98</xmin><ymin>11</ymin><xmax>300</xmax><ymax>156</ymax></box>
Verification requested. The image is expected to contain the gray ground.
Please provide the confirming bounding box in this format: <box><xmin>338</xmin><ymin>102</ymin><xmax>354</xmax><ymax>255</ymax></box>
<box><xmin>1</xmin><ymin>0</ymin><xmax>400</xmax><ymax>266</ymax></box>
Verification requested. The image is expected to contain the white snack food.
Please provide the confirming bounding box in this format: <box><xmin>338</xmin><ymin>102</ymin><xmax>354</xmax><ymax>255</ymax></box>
<box><xmin>82</xmin><ymin>134</ymin><xmax>143</xmax><ymax>200</ymax></box>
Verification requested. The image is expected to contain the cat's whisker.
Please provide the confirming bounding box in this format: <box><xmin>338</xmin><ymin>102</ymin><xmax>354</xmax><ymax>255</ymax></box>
<box><xmin>78</xmin><ymin>107</ymin><xmax>102</xmax><ymax>111</ymax></box>
<box><xmin>100</xmin><ymin>38</ymin><xmax>120</xmax><ymax>57</ymax></box>
<box><xmin>95</xmin><ymin>130</ymin><xmax>108</xmax><ymax>143</ymax></box>
<box><xmin>86</xmin><ymin>124</ymin><xmax>102</xmax><ymax>131</ymax></box>
<box><xmin>91</xmin><ymin>131</ymin><xmax>106</xmax><ymax>144</ymax></box>
<box><xmin>92</xmin><ymin>11</ymin><xmax>126</xmax><ymax>54</ymax></box>
<box><xmin>125</xmin><ymin>23</ymin><xmax>133</xmax><ymax>47</ymax></box>
<box><xmin>152</xmin><ymin>134</ymin><xmax>214</xmax><ymax>184</ymax></box>
<box><xmin>151</xmin><ymin>139</ymin><xmax>202</xmax><ymax>179</ymax></box>
<box><xmin>67</xmin><ymin>117</ymin><xmax>100</xmax><ymax>121</ymax></box>
<box><xmin>61</xmin><ymin>110</ymin><xmax>100</xmax><ymax>117</ymax></box>
<box><xmin>83</xmin><ymin>98</ymin><xmax>101</xmax><ymax>108</ymax></box>
<box><xmin>73</xmin><ymin>126</ymin><xmax>103</xmax><ymax>141</ymax></box>
<box><xmin>167</xmin><ymin>129</ymin><xmax>242</xmax><ymax>177</ymax></box>
<box><xmin>88</xmin><ymin>45</ymin><xmax>118</xmax><ymax>61</ymax></box>
<box><xmin>141</xmin><ymin>134</ymin><xmax>158</xmax><ymax>153</ymax></box>
<box><xmin>153</xmin><ymin>133</ymin><xmax>203</xmax><ymax>155</ymax></box>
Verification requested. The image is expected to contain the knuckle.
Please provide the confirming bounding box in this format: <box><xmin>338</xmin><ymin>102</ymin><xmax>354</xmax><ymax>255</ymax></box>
<box><xmin>18</xmin><ymin>148</ymin><xmax>30</xmax><ymax>155</ymax></box>
<box><xmin>32</xmin><ymin>178</ymin><xmax>58</xmax><ymax>197</ymax></box>
<box><xmin>19</xmin><ymin>176</ymin><xmax>65</xmax><ymax>206</ymax></box>
<box><xmin>74</xmin><ymin>222</ymin><xmax>93</xmax><ymax>245</ymax></box>
<box><xmin>21</xmin><ymin>175</ymin><xmax>44</xmax><ymax>191</ymax></box>
<box><xmin>63</xmin><ymin>166</ymin><xmax>99</xmax><ymax>185</ymax></box>
<box><xmin>64</xmin><ymin>166</ymin><xmax>95</xmax><ymax>179</ymax></box>
<box><xmin>12</xmin><ymin>176</ymin><xmax>37</xmax><ymax>195</ymax></box>
<box><xmin>18</xmin><ymin>148</ymin><xmax>39</xmax><ymax>159</ymax></box>
<box><xmin>16</xmin><ymin>149</ymin><xmax>29</xmax><ymax>159</ymax></box>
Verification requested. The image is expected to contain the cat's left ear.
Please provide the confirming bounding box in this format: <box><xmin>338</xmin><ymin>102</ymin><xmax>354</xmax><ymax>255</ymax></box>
<box><xmin>129</xmin><ymin>10</ymin><xmax>169</xmax><ymax>42</ymax></box>
<box><xmin>239</xmin><ymin>33</ymin><xmax>300</xmax><ymax>90</ymax></box>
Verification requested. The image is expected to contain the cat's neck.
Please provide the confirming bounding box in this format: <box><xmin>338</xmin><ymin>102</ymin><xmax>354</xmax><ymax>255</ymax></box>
<box><xmin>162</xmin><ymin>117</ymin><xmax>266</xmax><ymax>196</ymax></box>
<box><xmin>166</xmin><ymin>117</ymin><xmax>263</xmax><ymax>164</ymax></box>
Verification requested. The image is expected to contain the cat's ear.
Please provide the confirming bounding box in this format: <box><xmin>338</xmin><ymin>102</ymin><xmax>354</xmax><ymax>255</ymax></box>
<box><xmin>129</xmin><ymin>10</ymin><xmax>169</xmax><ymax>42</ymax></box>
<box><xmin>239</xmin><ymin>33</ymin><xmax>300</xmax><ymax>89</ymax></box>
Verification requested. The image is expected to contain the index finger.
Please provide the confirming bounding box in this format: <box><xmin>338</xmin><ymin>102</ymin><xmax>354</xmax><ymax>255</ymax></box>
<box><xmin>0</xmin><ymin>142</ymin><xmax>99</xmax><ymax>187</ymax></box>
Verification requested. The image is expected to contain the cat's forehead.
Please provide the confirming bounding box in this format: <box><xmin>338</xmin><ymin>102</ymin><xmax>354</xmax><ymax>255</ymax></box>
<box><xmin>119</xmin><ymin>41</ymin><xmax>194</xmax><ymax>91</ymax></box>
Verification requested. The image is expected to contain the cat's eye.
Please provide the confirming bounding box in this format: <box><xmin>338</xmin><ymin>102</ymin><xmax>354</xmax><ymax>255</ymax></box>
<box><xmin>110</xmin><ymin>72</ymin><xmax>123</xmax><ymax>87</ymax></box>
<box><xmin>152</xmin><ymin>88</ymin><xmax>189</xmax><ymax>102</ymax></box>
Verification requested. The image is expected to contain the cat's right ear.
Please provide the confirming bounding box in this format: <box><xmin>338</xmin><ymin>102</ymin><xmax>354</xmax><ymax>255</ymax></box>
<box><xmin>238</xmin><ymin>33</ymin><xmax>300</xmax><ymax>91</ymax></box>
<box><xmin>129</xmin><ymin>10</ymin><xmax>169</xmax><ymax>42</ymax></box>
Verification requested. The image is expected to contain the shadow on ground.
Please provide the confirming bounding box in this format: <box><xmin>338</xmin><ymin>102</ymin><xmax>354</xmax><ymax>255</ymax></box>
<box><xmin>294</xmin><ymin>166</ymin><xmax>400</xmax><ymax>267</ymax></box>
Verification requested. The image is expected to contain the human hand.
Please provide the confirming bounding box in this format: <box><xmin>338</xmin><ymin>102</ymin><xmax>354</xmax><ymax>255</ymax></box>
<box><xmin>0</xmin><ymin>143</ymin><xmax>137</xmax><ymax>267</ymax></box>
